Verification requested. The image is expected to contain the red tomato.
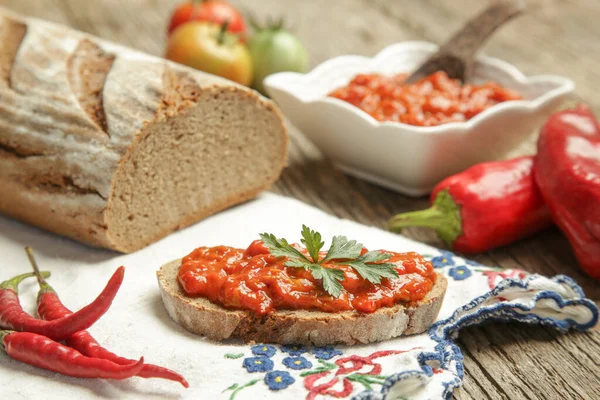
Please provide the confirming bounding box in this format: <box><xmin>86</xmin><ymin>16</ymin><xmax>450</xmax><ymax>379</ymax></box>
<box><xmin>167</xmin><ymin>0</ymin><xmax>247</xmax><ymax>39</ymax></box>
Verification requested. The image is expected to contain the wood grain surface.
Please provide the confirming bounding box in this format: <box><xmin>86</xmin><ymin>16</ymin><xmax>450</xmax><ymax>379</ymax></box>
<box><xmin>1</xmin><ymin>0</ymin><xmax>598</xmax><ymax>398</ymax></box>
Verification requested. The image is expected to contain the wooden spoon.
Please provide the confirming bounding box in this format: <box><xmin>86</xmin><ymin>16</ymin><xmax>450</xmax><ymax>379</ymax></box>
<box><xmin>404</xmin><ymin>0</ymin><xmax>526</xmax><ymax>84</ymax></box>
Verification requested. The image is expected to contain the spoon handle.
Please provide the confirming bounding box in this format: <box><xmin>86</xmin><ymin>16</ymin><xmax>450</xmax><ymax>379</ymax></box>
<box><xmin>405</xmin><ymin>0</ymin><xmax>526</xmax><ymax>83</ymax></box>
<box><xmin>444</xmin><ymin>0</ymin><xmax>525</xmax><ymax>59</ymax></box>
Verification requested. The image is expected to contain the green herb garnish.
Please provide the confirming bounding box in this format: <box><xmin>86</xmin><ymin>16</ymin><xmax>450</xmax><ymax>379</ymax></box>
<box><xmin>259</xmin><ymin>225</ymin><xmax>399</xmax><ymax>297</ymax></box>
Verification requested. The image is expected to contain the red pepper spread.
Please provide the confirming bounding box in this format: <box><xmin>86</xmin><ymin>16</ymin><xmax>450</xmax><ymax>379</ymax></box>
<box><xmin>177</xmin><ymin>240</ymin><xmax>436</xmax><ymax>315</ymax></box>
<box><xmin>328</xmin><ymin>71</ymin><xmax>522</xmax><ymax>126</ymax></box>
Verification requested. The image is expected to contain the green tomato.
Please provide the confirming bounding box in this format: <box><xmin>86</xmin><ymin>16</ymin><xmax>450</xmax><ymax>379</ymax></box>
<box><xmin>248</xmin><ymin>27</ymin><xmax>308</xmax><ymax>95</ymax></box>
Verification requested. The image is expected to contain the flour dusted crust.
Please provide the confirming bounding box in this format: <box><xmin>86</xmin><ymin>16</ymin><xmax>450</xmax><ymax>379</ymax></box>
<box><xmin>157</xmin><ymin>259</ymin><xmax>447</xmax><ymax>346</ymax></box>
<box><xmin>0</xmin><ymin>8</ymin><xmax>288</xmax><ymax>252</ymax></box>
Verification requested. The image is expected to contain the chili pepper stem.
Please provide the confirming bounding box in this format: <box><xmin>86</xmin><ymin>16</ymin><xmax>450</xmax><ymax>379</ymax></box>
<box><xmin>24</xmin><ymin>247</ymin><xmax>55</xmax><ymax>295</ymax></box>
<box><xmin>0</xmin><ymin>330</ymin><xmax>11</xmax><ymax>348</ymax></box>
<box><xmin>0</xmin><ymin>272</ymin><xmax>51</xmax><ymax>292</ymax></box>
<box><xmin>387</xmin><ymin>189</ymin><xmax>462</xmax><ymax>248</ymax></box>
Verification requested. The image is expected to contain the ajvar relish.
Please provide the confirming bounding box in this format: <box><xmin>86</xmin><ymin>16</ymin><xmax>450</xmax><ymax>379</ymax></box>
<box><xmin>177</xmin><ymin>240</ymin><xmax>436</xmax><ymax>315</ymax></box>
<box><xmin>328</xmin><ymin>71</ymin><xmax>522</xmax><ymax>126</ymax></box>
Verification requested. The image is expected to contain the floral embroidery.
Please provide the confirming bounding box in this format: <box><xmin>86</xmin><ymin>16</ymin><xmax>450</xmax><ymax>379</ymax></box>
<box><xmin>430</xmin><ymin>250</ymin><xmax>456</xmax><ymax>268</ymax></box>
<box><xmin>448</xmin><ymin>265</ymin><xmax>472</xmax><ymax>281</ymax></box>
<box><xmin>305</xmin><ymin>372</ymin><xmax>353</xmax><ymax>399</ymax></box>
<box><xmin>465</xmin><ymin>259</ymin><xmax>483</xmax><ymax>266</ymax></box>
<box><xmin>283</xmin><ymin>356</ymin><xmax>313</xmax><ymax>370</ymax></box>
<box><xmin>482</xmin><ymin>269</ymin><xmax>527</xmax><ymax>290</ymax></box>
<box><xmin>440</xmin><ymin>250</ymin><xmax>456</xmax><ymax>258</ymax></box>
<box><xmin>251</xmin><ymin>344</ymin><xmax>276</xmax><ymax>357</ymax></box>
<box><xmin>243</xmin><ymin>356</ymin><xmax>274</xmax><ymax>373</ymax></box>
<box><xmin>226</xmin><ymin>345</ymin><xmax>415</xmax><ymax>398</ymax></box>
<box><xmin>224</xmin><ymin>379</ymin><xmax>260</xmax><ymax>400</ymax></box>
<box><xmin>302</xmin><ymin>349</ymin><xmax>415</xmax><ymax>399</ymax></box>
<box><xmin>224</xmin><ymin>353</ymin><xmax>244</xmax><ymax>359</ymax></box>
<box><xmin>336</xmin><ymin>355</ymin><xmax>382</xmax><ymax>375</ymax></box>
<box><xmin>264</xmin><ymin>370</ymin><xmax>295</xmax><ymax>390</ymax></box>
<box><xmin>281</xmin><ymin>344</ymin><xmax>306</xmax><ymax>356</ymax></box>
<box><xmin>225</xmin><ymin>348</ymin><xmax>297</xmax><ymax>398</ymax></box>
<box><xmin>346</xmin><ymin>374</ymin><xmax>387</xmax><ymax>391</ymax></box>
<box><xmin>312</xmin><ymin>346</ymin><xmax>343</xmax><ymax>360</ymax></box>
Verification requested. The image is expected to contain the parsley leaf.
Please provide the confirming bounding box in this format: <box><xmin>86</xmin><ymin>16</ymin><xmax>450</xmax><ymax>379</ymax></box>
<box><xmin>300</xmin><ymin>225</ymin><xmax>324</xmax><ymax>263</ymax></box>
<box><xmin>259</xmin><ymin>227</ymin><xmax>399</xmax><ymax>298</ymax></box>
<box><xmin>322</xmin><ymin>235</ymin><xmax>363</xmax><ymax>262</ymax></box>
<box><xmin>341</xmin><ymin>251</ymin><xmax>399</xmax><ymax>284</ymax></box>
<box><xmin>259</xmin><ymin>233</ymin><xmax>309</xmax><ymax>263</ymax></box>
<box><xmin>308</xmin><ymin>265</ymin><xmax>345</xmax><ymax>298</ymax></box>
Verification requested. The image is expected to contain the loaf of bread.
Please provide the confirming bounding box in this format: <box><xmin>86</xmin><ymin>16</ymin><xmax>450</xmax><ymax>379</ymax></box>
<box><xmin>157</xmin><ymin>259</ymin><xmax>447</xmax><ymax>346</ymax></box>
<box><xmin>0</xmin><ymin>8</ymin><xmax>287</xmax><ymax>252</ymax></box>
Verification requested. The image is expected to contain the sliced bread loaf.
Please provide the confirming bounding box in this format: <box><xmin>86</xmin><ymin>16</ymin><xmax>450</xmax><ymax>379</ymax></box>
<box><xmin>0</xmin><ymin>8</ymin><xmax>287</xmax><ymax>252</ymax></box>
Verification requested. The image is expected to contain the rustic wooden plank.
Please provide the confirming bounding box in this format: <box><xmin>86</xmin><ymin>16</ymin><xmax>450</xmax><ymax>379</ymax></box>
<box><xmin>1</xmin><ymin>0</ymin><xmax>599</xmax><ymax>399</ymax></box>
<box><xmin>457</xmin><ymin>342</ymin><xmax>518</xmax><ymax>400</ymax></box>
<box><xmin>481</xmin><ymin>325</ymin><xmax>598</xmax><ymax>398</ymax></box>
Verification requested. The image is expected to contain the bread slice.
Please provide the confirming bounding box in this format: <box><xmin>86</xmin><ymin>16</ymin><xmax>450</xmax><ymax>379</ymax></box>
<box><xmin>157</xmin><ymin>259</ymin><xmax>447</xmax><ymax>346</ymax></box>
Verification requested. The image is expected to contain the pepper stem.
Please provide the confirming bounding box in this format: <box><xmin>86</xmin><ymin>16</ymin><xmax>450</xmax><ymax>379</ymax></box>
<box><xmin>217</xmin><ymin>20</ymin><xmax>230</xmax><ymax>45</ymax></box>
<box><xmin>24</xmin><ymin>247</ymin><xmax>55</xmax><ymax>294</ymax></box>
<box><xmin>0</xmin><ymin>271</ymin><xmax>51</xmax><ymax>292</ymax></box>
<box><xmin>387</xmin><ymin>189</ymin><xmax>462</xmax><ymax>248</ymax></box>
<box><xmin>0</xmin><ymin>330</ymin><xmax>12</xmax><ymax>350</ymax></box>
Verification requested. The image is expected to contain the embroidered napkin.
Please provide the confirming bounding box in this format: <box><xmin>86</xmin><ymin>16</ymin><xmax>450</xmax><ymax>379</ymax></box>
<box><xmin>0</xmin><ymin>193</ymin><xmax>597</xmax><ymax>400</ymax></box>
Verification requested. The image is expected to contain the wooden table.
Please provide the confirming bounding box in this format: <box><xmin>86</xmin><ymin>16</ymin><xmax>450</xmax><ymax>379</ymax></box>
<box><xmin>2</xmin><ymin>0</ymin><xmax>599</xmax><ymax>398</ymax></box>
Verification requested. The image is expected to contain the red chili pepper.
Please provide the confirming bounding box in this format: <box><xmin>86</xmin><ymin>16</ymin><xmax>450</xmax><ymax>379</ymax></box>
<box><xmin>24</xmin><ymin>248</ymin><xmax>189</xmax><ymax>388</ymax></box>
<box><xmin>534</xmin><ymin>105</ymin><xmax>600</xmax><ymax>279</ymax></box>
<box><xmin>0</xmin><ymin>265</ymin><xmax>124</xmax><ymax>341</ymax></box>
<box><xmin>38</xmin><ymin>291</ymin><xmax>188</xmax><ymax>387</ymax></box>
<box><xmin>0</xmin><ymin>330</ymin><xmax>144</xmax><ymax>379</ymax></box>
<box><xmin>387</xmin><ymin>156</ymin><xmax>553</xmax><ymax>253</ymax></box>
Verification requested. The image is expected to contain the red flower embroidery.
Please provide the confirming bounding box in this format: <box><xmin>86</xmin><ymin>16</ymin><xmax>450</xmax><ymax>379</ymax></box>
<box><xmin>305</xmin><ymin>372</ymin><xmax>352</xmax><ymax>399</ymax></box>
<box><xmin>335</xmin><ymin>355</ymin><xmax>381</xmax><ymax>376</ymax></box>
<box><xmin>304</xmin><ymin>349</ymin><xmax>420</xmax><ymax>399</ymax></box>
<box><xmin>482</xmin><ymin>269</ymin><xmax>527</xmax><ymax>290</ymax></box>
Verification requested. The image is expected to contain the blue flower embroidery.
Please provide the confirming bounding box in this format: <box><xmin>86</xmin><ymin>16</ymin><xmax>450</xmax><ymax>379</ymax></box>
<box><xmin>251</xmin><ymin>344</ymin><xmax>276</xmax><ymax>357</ymax></box>
<box><xmin>431</xmin><ymin>251</ymin><xmax>456</xmax><ymax>268</ymax></box>
<box><xmin>264</xmin><ymin>370</ymin><xmax>295</xmax><ymax>391</ymax></box>
<box><xmin>448</xmin><ymin>265</ymin><xmax>472</xmax><ymax>281</ymax></box>
<box><xmin>242</xmin><ymin>356</ymin><xmax>274</xmax><ymax>373</ymax></box>
<box><xmin>280</xmin><ymin>344</ymin><xmax>305</xmax><ymax>356</ymax></box>
<box><xmin>282</xmin><ymin>356</ymin><xmax>312</xmax><ymax>370</ymax></box>
<box><xmin>312</xmin><ymin>346</ymin><xmax>343</xmax><ymax>360</ymax></box>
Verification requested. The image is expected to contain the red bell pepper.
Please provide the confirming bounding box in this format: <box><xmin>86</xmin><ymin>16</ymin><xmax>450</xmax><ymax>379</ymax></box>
<box><xmin>534</xmin><ymin>105</ymin><xmax>600</xmax><ymax>279</ymax></box>
<box><xmin>387</xmin><ymin>156</ymin><xmax>553</xmax><ymax>253</ymax></box>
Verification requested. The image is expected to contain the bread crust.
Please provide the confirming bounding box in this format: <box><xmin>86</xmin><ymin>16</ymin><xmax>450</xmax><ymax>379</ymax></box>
<box><xmin>157</xmin><ymin>259</ymin><xmax>447</xmax><ymax>346</ymax></box>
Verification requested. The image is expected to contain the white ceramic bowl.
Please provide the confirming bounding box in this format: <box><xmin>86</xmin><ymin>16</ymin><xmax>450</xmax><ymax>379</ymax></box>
<box><xmin>264</xmin><ymin>41</ymin><xmax>574</xmax><ymax>196</ymax></box>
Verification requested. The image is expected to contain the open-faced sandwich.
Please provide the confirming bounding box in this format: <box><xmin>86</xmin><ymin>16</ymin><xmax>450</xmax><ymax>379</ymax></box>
<box><xmin>157</xmin><ymin>226</ymin><xmax>446</xmax><ymax>346</ymax></box>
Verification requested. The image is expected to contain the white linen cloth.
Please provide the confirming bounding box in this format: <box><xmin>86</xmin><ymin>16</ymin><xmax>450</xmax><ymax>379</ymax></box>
<box><xmin>0</xmin><ymin>193</ymin><xmax>596</xmax><ymax>400</ymax></box>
